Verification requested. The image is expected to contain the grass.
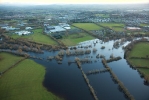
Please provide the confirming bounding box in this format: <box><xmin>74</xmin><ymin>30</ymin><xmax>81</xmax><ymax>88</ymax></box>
<box><xmin>129</xmin><ymin>59</ymin><xmax>149</xmax><ymax>67</ymax></box>
<box><xmin>0</xmin><ymin>52</ymin><xmax>23</xmax><ymax>72</ymax></box>
<box><xmin>60</xmin><ymin>33</ymin><xmax>94</xmax><ymax>46</ymax></box>
<box><xmin>126</xmin><ymin>32</ymin><xmax>147</xmax><ymax>35</ymax></box>
<box><xmin>2</xmin><ymin>20</ymin><xmax>17</xmax><ymax>23</ymax></box>
<box><xmin>139</xmin><ymin>68</ymin><xmax>149</xmax><ymax>75</ymax></box>
<box><xmin>128</xmin><ymin>42</ymin><xmax>149</xmax><ymax>76</ymax></box>
<box><xmin>72</xmin><ymin>23</ymin><xmax>103</xmax><ymax>31</ymax></box>
<box><xmin>98</xmin><ymin>23</ymin><xmax>125</xmax><ymax>31</ymax></box>
<box><xmin>10</xmin><ymin>28</ymin><xmax>57</xmax><ymax>45</ymax></box>
<box><xmin>128</xmin><ymin>42</ymin><xmax>149</xmax><ymax>58</ymax></box>
<box><xmin>140</xmin><ymin>23</ymin><xmax>149</xmax><ymax>27</ymax></box>
<box><xmin>0</xmin><ymin>57</ymin><xmax>63</xmax><ymax>100</ymax></box>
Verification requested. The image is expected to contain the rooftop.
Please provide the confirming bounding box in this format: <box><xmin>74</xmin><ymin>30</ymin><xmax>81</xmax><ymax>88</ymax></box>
<box><xmin>15</xmin><ymin>31</ymin><xmax>31</xmax><ymax>35</ymax></box>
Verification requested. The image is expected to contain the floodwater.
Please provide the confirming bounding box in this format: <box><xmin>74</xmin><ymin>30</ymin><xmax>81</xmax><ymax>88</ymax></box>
<box><xmin>29</xmin><ymin>39</ymin><xmax>149</xmax><ymax>100</ymax></box>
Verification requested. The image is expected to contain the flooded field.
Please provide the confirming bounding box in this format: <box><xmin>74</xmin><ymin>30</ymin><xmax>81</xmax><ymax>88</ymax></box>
<box><xmin>29</xmin><ymin>39</ymin><xmax>149</xmax><ymax>100</ymax></box>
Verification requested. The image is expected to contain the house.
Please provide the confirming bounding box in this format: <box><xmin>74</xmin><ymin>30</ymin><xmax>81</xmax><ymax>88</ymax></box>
<box><xmin>46</xmin><ymin>26</ymin><xmax>55</xmax><ymax>30</ymax></box>
<box><xmin>50</xmin><ymin>26</ymin><xmax>66</xmax><ymax>33</ymax></box>
<box><xmin>45</xmin><ymin>25</ymin><xmax>66</xmax><ymax>33</ymax></box>
<box><xmin>15</xmin><ymin>31</ymin><xmax>31</xmax><ymax>35</ymax></box>
<box><xmin>25</xmin><ymin>27</ymin><xmax>33</xmax><ymax>30</ymax></box>
<box><xmin>59</xmin><ymin>23</ymin><xmax>71</xmax><ymax>30</ymax></box>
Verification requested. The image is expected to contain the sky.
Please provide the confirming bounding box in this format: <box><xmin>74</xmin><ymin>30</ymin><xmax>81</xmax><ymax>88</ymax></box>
<box><xmin>0</xmin><ymin>0</ymin><xmax>149</xmax><ymax>5</ymax></box>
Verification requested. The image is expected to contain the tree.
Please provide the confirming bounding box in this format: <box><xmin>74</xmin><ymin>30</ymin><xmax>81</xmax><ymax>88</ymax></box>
<box><xmin>0</xmin><ymin>28</ymin><xmax>6</xmax><ymax>34</ymax></box>
<box><xmin>144</xmin><ymin>75</ymin><xmax>149</xmax><ymax>83</ymax></box>
<box><xmin>17</xmin><ymin>48</ymin><xmax>22</xmax><ymax>54</ymax></box>
<box><xmin>93</xmin><ymin>48</ymin><xmax>97</xmax><ymax>52</ymax></box>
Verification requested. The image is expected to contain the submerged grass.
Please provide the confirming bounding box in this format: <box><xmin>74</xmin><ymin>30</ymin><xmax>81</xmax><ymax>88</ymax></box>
<box><xmin>0</xmin><ymin>54</ymin><xmax>63</xmax><ymax>100</ymax></box>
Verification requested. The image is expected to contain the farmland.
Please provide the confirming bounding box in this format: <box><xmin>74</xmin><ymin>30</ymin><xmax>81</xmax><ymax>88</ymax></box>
<box><xmin>0</xmin><ymin>53</ymin><xmax>63</xmax><ymax>100</ymax></box>
<box><xmin>72</xmin><ymin>23</ymin><xmax>103</xmax><ymax>31</ymax></box>
<box><xmin>60</xmin><ymin>33</ymin><xmax>94</xmax><ymax>46</ymax></box>
<box><xmin>0</xmin><ymin>53</ymin><xmax>23</xmax><ymax>72</ymax></box>
<box><xmin>128</xmin><ymin>42</ymin><xmax>149</xmax><ymax>75</ymax></box>
<box><xmin>98</xmin><ymin>23</ymin><xmax>125</xmax><ymax>31</ymax></box>
<box><xmin>10</xmin><ymin>29</ymin><xmax>57</xmax><ymax>45</ymax></box>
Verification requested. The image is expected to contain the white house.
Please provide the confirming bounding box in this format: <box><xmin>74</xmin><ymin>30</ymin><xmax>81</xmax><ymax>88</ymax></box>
<box><xmin>15</xmin><ymin>31</ymin><xmax>31</xmax><ymax>35</ymax></box>
<box><xmin>25</xmin><ymin>27</ymin><xmax>33</xmax><ymax>30</ymax></box>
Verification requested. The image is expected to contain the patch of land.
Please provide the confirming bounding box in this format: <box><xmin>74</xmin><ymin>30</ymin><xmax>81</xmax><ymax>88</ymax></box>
<box><xmin>72</xmin><ymin>23</ymin><xmax>103</xmax><ymax>31</ymax></box>
<box><xmin>98</xmin><ymin>23</ymin><xmax>125</xmax><ymax>31</ymax></box>
<box><xmin>10</xmin><ymin>28</ymin><xmax>57</xmax><ymax>45</ymax></box>
<box><xmin>60</xmin><ymin>33</ymin><xmax>94</xmax><ymax>46</ymax></box>
<box><xmin>0</xmin><ymin>53</ymin><xmax>63</xmax><ymax>100</ymax></box>
<box><xmin>128</xmin><ymin>42</ymin><xmax>149</xmax><ymax>75</ymax></box>
<box><xmin>0</xmin><ymin>52</ymin><xmax>23</xmax><ymax>72</ymax></box>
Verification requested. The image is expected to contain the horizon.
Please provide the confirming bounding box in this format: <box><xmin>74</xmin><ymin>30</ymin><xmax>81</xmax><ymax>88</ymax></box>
<box><xmin>0</xmin><ymin>0</ymin><xmax>149</xmax><ymax>5</ymax></box>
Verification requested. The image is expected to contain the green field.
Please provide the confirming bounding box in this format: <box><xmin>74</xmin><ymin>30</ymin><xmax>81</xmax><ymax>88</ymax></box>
<box><xmin>72</xmin><ymin>23</ymin><xmax>103</xmax><ymax>31</ymax></box>
<box><xmin>128</xmin><ymin>42</ymin><xmax>149</xmax><ymax>75</ymax></box>
<box><xmin>0</xmin><ymin>53</ymin><xmax>23</xmax><ymax>72</ymax></box>
<box><xmin>127</xmin><ymin>32</ymin><xmax>147</xmax><ymax>35</ymax></box>
<box><xmin>0</xmin><ymin>54</ymin><xmax>63</xmax><ymax>100</ymax></box>
<box><xmin>140</xmin><ymin>23</ymin><xmax>149</xmax><ymax>27</ymax></box>
<box><xmin>60</xmin><ymin>33</ymin><xmax>94</xmax><ymax>46</ymax></box>
<box><xmin>128</xmin><ymin>42</ymin><xmax>149</xmax><ymax>58</ymax></box>
<box><xmin>129</xmin><ymin>59</ymin><xmax>149</xmax><ymax>67</ymax></box>
<box><xmin>10</xmin><ymin>29</ymin><xmax>57</xmax><ymax>45</ymax></box>
<box><xmin>0</xmin><ymin>20</ymin><xmax>17</xmax><ymax>23</ymax></box>
<box><xmin>139</xmin><ymin>68</ymin><xmax>149</xmax><ymax>75</ymax></box>
<box><xmin>98</xmin><ymin>23</ymin><xmax>124</xmax><ymax>31</ymax></box>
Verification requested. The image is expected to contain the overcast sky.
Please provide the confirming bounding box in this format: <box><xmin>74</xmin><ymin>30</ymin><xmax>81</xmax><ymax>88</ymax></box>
<box><xmin>0</xmin><ymin>0</ymin><xmax>149</xmax><ymax>5</ymax></box>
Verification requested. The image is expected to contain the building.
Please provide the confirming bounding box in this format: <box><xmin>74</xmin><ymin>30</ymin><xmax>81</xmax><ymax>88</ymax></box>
<box><xmin>25</xmin><ymin>27</ymin><xmax>33</xmax><ymax>30</ymax></box>
<box><xmin>127</xmin><ymin>27</ymin><xmax>141</xmax><ymax>31</ymax></box>
<box><xmin>1</xmin><ymin>26</ymin><xmax>19</xmax><ymax>31</ymax></box>
<box><xmin>15</xmin><ymin>31</ymin><xmax>31</xmax><ymax>35</ymax></box>
<box><xmin>46</xmin><ymin>26</ymin><xmax>55</xmax><ymax>30</ymax></box>
<box><xmin>50</xmin><ymin>26</ymin><xmax>66</xmax><ymax>33</ymax></box>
